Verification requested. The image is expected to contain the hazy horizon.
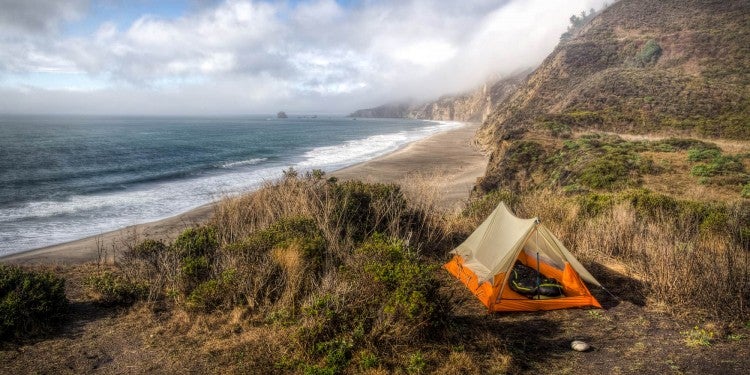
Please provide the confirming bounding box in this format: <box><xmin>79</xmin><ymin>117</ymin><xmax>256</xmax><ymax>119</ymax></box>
<box><xmin>0</xmin><ymin>0</ymin><xmax>607</xmax><ymax>116</ymax></box>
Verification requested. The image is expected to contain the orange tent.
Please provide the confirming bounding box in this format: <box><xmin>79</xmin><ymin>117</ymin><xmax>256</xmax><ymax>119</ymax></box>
<box><xmin>444</xmin><ymin>202</ymin><xmax>602</xmax><ymax>312</ymax></box>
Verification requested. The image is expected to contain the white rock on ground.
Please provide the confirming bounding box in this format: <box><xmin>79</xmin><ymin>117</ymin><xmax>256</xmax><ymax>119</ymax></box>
<box><xmin>571</xmin><ymin>340</ymin><xmax>591</xmax><ymax>352</ymax></box>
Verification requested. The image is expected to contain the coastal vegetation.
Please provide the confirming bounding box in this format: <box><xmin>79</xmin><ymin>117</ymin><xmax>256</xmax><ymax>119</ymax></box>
<box><xmin>3</xmin><ymin>169</ymin><xmax>748</xmax><ymax>373</ymax></box>
<box><xmin>0</xmin><ymin>265</ymin><xmax>68</xmax><ymax>339</ymax></box>
<box><xmin>2</xmin><ymin>0</ymin><xmax>749</xmax><ymax>373</ymax></box>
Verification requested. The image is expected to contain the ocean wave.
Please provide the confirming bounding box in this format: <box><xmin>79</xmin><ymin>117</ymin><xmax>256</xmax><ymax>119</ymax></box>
<box><xmin>295</xmin><ymin>120</ymin><xmax>462</xmax><ymax>170</ymax></box>
<box><xmin>220</xmin><ymin>157</ymin><xmax>268</xmax><ymax>169</ymax></box>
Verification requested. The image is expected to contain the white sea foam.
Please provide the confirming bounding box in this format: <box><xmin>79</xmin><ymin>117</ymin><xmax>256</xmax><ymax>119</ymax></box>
<box><xmin>220</xmin><ymin>157</ymin><xmax>267</xmax><ymax>169</ymax></box>
<box><xmin>295</xmin><ymin>120</ymin><xmax>462</xmax><ymax>171</ymax></box>
<box><xmin>0</xmin><ymin>120</ymin><xmax>463</xmax><ymax>256</ymax></box>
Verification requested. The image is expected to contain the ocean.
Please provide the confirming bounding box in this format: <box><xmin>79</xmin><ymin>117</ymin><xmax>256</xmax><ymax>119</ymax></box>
<box><xmin>0</xmin><ymin>115</ymin><xmax>461</xmax><ymax>256</ymax></box>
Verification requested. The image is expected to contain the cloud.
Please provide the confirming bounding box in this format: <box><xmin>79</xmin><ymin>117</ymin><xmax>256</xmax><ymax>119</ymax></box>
<box><xmin>0</xmin><ymin>0</ymin><xmax>608</xmax><ymax>114</ymax></box>
<box><xmin>0</xmin><ymin>0</ymin><xmax>87</xmax><ymax>34</ymax></box>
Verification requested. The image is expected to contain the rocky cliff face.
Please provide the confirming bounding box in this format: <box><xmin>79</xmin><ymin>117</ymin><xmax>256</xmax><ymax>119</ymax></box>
<box><xmin>348</xmin><ymin>103</ymin><xmax>412</xmax><ymax>118</ymax></box>
<box><xmin>349</xmin><ymin>72</ymin><xmax>528</xmax><ymax>122</ymax></box>
<box><xmin>408</xmin><ymin>75</ymin><xmax>525</xmax><ymax>122</ymax></box>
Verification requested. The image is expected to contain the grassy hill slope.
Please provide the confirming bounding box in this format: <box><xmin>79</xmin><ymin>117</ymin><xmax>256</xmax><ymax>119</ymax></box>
<box><xmin>478</xmin><ymin>0</ymin><xmax>750</xmax><ymax>146</ymax></box>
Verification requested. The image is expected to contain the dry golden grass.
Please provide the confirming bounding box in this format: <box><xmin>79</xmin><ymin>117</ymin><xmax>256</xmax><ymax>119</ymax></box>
<box><xmin>509</xmin><ymin>190</ymin><xmax>749</xmax><ymax>319</ymax></box>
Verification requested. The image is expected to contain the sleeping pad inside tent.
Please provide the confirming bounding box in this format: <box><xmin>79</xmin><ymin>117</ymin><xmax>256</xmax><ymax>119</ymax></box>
<box><xmin>444</xmin><ymin>202</ymin><xmax>602</xmax><ymax>312</ymax></box>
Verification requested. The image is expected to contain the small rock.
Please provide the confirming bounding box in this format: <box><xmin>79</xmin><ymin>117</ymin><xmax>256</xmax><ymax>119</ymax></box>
<box><xmin>571</xmin><ymin>340</ymin><xmax>591</xmax><ymax>352</ymax></box>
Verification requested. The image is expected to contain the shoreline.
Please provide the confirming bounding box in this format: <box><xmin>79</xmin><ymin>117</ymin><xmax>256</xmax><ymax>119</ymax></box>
<box><xmin>1</xmin><ymin>122</ymin><xmax>486</xmax><ymax>265</ymax></box>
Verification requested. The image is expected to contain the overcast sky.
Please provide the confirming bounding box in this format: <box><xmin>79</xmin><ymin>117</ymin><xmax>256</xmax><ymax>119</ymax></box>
<box><xmin>0</xmin><ymin>0</ymin><xmax>605</xmax><ymax>115</ymax></box>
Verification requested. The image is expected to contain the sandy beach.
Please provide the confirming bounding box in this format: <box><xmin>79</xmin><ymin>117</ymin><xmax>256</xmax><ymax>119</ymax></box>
<box><xmin>1</xmin><ymin>123</ymin><xmax>486</xmax><ymax>265</ymax></box>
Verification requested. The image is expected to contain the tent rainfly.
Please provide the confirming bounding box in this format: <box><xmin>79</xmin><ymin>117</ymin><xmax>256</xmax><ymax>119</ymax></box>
<box><xmin>444</xmin><ymin>202</ymin><xmax>602</xmax><ymax>312</ymax></box>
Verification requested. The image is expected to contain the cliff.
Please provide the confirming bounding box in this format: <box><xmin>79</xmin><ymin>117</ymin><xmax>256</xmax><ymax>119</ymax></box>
<box><xmin>349</xmin><ymin>102</ymin><xmax>413</xmax><ymax>118</ymax></box>
<box><xmin>349</xmin><ymin>72</ymin><xmax>528</xmax><ymax>122</ymax></box>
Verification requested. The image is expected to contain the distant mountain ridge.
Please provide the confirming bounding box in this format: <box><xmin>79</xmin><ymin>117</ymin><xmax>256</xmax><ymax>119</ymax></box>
<box><xmin>349</xmin><ymin>71</ymin><xmax>529</xmax><ymax>123</ymax></box>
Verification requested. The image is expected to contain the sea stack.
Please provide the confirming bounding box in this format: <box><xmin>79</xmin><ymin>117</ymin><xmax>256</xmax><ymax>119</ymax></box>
<box><xmin>277</xmin><ymin>111</ymin><xmax>288</xmax><ymax>118</ymax></box>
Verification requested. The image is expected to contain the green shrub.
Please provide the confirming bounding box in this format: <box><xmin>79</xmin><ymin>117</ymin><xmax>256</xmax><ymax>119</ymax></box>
<box><xmin>687</xmin><ymin>147</ymin><xmax>721</xmax><ymax>162</ymax></box>
<box><xmin>86</xmin><ymin>271</ymin><xmax>148</xmax><ymax>306</ymax></box>
<box><xmin>578</xmin><ymin>193</ymin><xmax>616</xmax><ymax>217</ymax></box>
<box><xmin>0</xmin><ymin>265</ymin><xmax>68</xmax><ymax>339</ymax></box>
<box><xmin>578</xmin><ymin>154</ymin><xmax>636</xmax><ymax>189</ymax></box>
<box><xmin>699</xmin><ymin>209</ymin><xmax>730</xmax><ymax>236</ymax></box>
<box><xmin>491</xmin><ymin>141</ymin><xmax>547</xmax><ymax>191</ymax></box>
<box><xmin>636</xmin><ymin>39</ymin><xmax>662</xmax><ymax>66</ymax></box>
<box><xmin>650</xmin><ymin>138</ymin><xmax>720</xmax><ymax>151</ymax></box>
<box><xmin>128</xmin><ymin>239</ymin><xmax>167</xmax><ymax>269</ymax></box>
<box><xmin>742</xmin><ymin>182</ymin><xmax>750</xmax><ymax>198</ymax></box>
<box><xmin>357</xmin><ymin>350</ymin><xmax>379</xmax><ymax>371</ymax></box>
<box><xmin>314</xmin><ymin>338</ymin><xmax>353</xmax><ymax>373</ymax></box>
<box><xmin>331</xmin><ymin>181</ymin><xmax>407</xmax><ymax>242</ymax></box>
<box><xmin>406</xmin><ymin>351</ymin><xmax>427</xmax><ymax>374</ymax></box>
<box><xmin>506</xmin><ymin>141</ymin><xmax>545</xmax><ymax>165</ymax></box>
<box><xmin>172</xmin><ymin>226</ymin><xmax>218</xmax><ymax>258</ymax></box>
<box><xmin>690</xmin><ymin>155</ymin><xmax>744</xmax><ymax>177</ymax></box>
<box><xmin>359</xmin><ymin>234</ymin><xmax>440</xmax><ymax>321</ymax></box>
<box><xmin>179</xmin><ymin>255</ymin><xmax>210</xmax><ymax>293</ymax></box>
<box><xmin>132</xmin><ymin>239</ymin><xmax>167</xmax><ymax>258</ymax></box>
<box><xmin>227</xmin><ymin>217</ymin><xmax>326</xmax><ymax>263</ymax></box>
<box><xmin>186</xmin><ymin>269</ymin><xmax>237</xmax><ymax>311</ymax></box>
<box><xmin>538</xmin><ymin>121</ymin><xmax>572</xmax><ymax>138</ymax></box>
<box><xmin>549</xmin><ymin>135</ymin><xmax>648</xmax><ymax>190</ymax></box>
<box><xmin>626</xmin><ymin>189</ymin><xmax>678</xmax><ymax>217</ymax></box>
<box><xmin>563</xmin><ymin>110</ymin><xmax>604</xmax><ymax>126</ymax></box>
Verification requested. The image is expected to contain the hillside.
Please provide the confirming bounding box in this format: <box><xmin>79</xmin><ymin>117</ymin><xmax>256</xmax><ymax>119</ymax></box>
<box><xmin>349</xmin><ymin>72</ymin><xmax>528</xmax><ymax>122</ymax></box>
<box><xmin>477</xmin><ymin>0</ymin><xmax>750</xmax><ymax>195</ymax></box>
<box><xmin>478</xmin><ymin>0</ymin><xmax>749</xmax><ymax>147</ymax></box>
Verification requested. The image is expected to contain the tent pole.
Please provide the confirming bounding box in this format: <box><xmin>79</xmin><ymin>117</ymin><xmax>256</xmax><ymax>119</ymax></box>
<box><xmin>536</xmin><ymin>252</ymin><xmax>541</xmax><ymax>300</ymax></box>
<box><xmin>535</xmin><ymin>223</ymin><xmax>541</xmax><ymax>300</ymax></box>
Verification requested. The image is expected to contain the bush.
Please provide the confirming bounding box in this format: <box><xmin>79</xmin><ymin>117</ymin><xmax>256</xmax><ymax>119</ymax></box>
<box><xmin>357</xmin><ymin>350</ymin><xmax>379</xmax><ymax>371</ymax></box>
<box><xmin>86</xmin><ymin>271</ymin><xmax>148</xmax><ymax>306</ymax></box>
<box><xmin>0</xmin><ymin>265</ymin><xmax>68</xmax><ymax>339</ymax></box>
<box><xmin>179</xmin><ymin>255</ymin><xmax>211</xmax><ymax>293</ymax></box>
<box><xmin>578</xmin><ymin>155</ymin><xmax>635</xmax><ymax>189</ymax></box>
<box><xmin>578</xmin><ymin>192</ymin><xmax>616</xmax><ymax>217</ymax></box>
<box><xmin>626</xmin><ymin>189</ymin><xmax>678</xmax><ymax>218</ymax></box>
<box><xmin>227</xmin><ymin>217</ymin><xmax>326</xmax><ymax>263</ymax></box>
<box><xmin>636</xmin><ymin>39</ymin><xmax>662</xmax><ymax>66</ymax></box>
<box><xmin>359</xmin><ymin>234</ymin><xmax>443</xmax><ymax>323</ymax></box>
<box><xmin>538</xmin><ymin>121</ymin><xmax>572</xmax><ymax>138</ymax></box>
<box><xmin>186</xmin><ymin>270</ymin><xmax>237</xmax><ymax>311</ymax></box>
<box><xmin>129</xmin><ymin>239</ymin><xmax>167</xmax><ymax>267</ymax></box>
<box><xmin>687</xmin><ymin>147</ymin><xmax>721</xmax><ymax>162</ymax></box>
<box><xmin>690</xmin><ymin>155</ymin><xmax>744</xmax><ymax>177</ymax></box>
<box><xmin>172</xmin><ymin>226</ymin><xmax>218</xmax><ymax>258</ymax></box>
<box><xmin>406</xmin><ymin>351</ymin><xmax>427</xmax><ymax>374</ymax></box>
<box><xmin>742</xmin><ymin>182</ymin><xmax>750</xmax><ymax>198</ymax></box>
<box><xmin>547</xmin><ymin>135</ymin><xmax>649</xmax><ymax>191</ymax></box>
<box><xmin>292</xmin><ymin>233</ymin><xmax>451</xmax><ymax>373</ymax></box>
<box><xmin>331</xmin><ymin>181</ymin><xmax>407</xmax><ymax>242</ymax></box>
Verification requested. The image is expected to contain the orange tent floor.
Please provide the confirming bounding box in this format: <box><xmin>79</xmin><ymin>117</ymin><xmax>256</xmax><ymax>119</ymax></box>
<box><xmin>444</xmin><ymin>255</ymin><xmax>601</xmax><ymax>312</ymax></box>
